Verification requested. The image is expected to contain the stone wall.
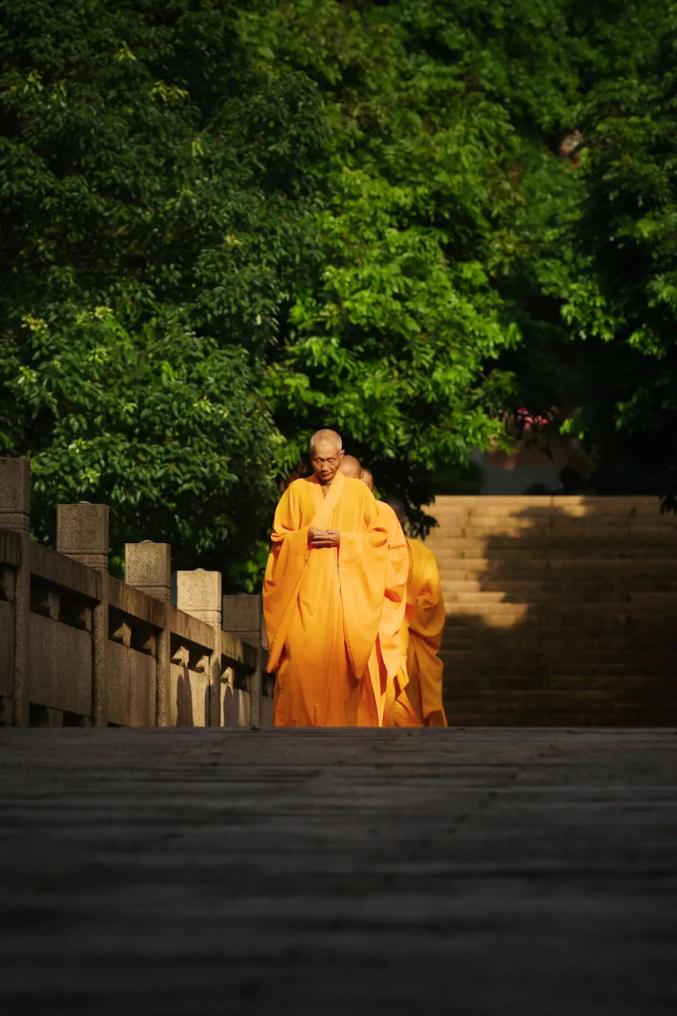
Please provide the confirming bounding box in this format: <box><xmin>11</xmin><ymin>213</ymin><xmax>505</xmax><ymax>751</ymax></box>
<box><xmin>0</xmin><ymin>457</ymin><xmax>272</xmax><ymax>728</ymax></box>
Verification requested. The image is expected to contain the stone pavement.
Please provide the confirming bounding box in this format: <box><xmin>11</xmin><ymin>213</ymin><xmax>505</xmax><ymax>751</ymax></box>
<box><xmin>1</xmin><ymin>727</ymin><xmax>676</xmax><ymax>1015</ymax></box>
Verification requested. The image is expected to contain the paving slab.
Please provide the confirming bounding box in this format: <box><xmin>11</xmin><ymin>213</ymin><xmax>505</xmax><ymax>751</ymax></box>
<box><xmin>0</xmin><ymin>727</ymin><xmax>676</xmax><ymax>1015</ymax></box>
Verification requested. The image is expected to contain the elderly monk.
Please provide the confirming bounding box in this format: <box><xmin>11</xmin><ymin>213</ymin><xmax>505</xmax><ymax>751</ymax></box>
<box><xmin>356</xmin><ymin>469</ymin><xmax>421</xmax><ymax>727</ymax></box>
<box><xmin>384</xmin><ymin>498</ymin><xmax>447</xmax><ymax>727</ymax></box>
<box><xmin>263</xmin><ymin>430</ymin><xmax>389</xmax><ymax>726</ymax></box>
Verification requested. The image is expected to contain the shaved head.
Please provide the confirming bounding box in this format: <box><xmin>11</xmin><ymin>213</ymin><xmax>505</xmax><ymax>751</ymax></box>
<box><xmin>382</xmin><ymin>496</ymin><xmax>407</xmax><ymax>529</ymax></box>
<box><xmin>339</xmin><ymin>454</ymin><xmax>362</xmax><ymax>479</ymax></box>
<box><xmin>309</xmin><ymin>428</ymin><xmax>344</xmax><ymax>486</ymax></box>
<box><xmin>361</xmin><ymin>467</ymin><xmax>374</xmax><ymax>491</ymax></box>
<box><xmin>309</xmin><ymin>429</ymin><xmax>342</xmax><ymax>455</ymax></box>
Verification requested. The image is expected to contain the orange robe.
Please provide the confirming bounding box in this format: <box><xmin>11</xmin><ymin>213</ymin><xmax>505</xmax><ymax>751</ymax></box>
<box><xmin>362</xmin><ymin>500</ymin><xmax>417</xmax><ymax>727</ymax></box>
<box><xmin>263</xmin><ymin>471</ymin><xmax>388</xmax><ymax>727</ymax></box>
<box><xmin>401</xmin><ymin>537</ymin><xmax>447</xmax><ymax>727</ymax></box>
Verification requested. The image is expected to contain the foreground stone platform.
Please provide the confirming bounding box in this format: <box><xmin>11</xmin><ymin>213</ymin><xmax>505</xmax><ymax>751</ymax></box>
<box><xmin>1</xmin><ymin>727</ymin><xmax>676</xmax><ymax>1015</ymax></box>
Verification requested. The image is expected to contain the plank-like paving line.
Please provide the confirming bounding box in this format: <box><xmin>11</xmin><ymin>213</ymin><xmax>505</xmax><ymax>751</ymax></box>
<box><xmin>1</xmin><ymin>728</ymin><xmax>676</xmax><ymax>1015</ymax></box>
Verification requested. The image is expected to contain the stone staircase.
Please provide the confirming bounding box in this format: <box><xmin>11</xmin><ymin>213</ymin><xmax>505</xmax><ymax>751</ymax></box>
<box><xmin>426</xmin><ymin>496</ymin><xmax>677</xmax><ymax>725</ymax></box>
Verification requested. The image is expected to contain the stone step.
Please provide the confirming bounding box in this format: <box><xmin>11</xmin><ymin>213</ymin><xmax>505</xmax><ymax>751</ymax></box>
<box><xmin>440</xmin><ymin>578</ymin><xmax>677</xmax><ymax>592</ymax></box>
<box><xmin>431</xmin><ymin>514</ymin><xmax>675</xmax><ymax>528</ymax></box>
<box><xmin>443</xmin><ymin>596</ymin><xmax>677</xmax><ymax>611</ymax></box>
<box><xmin>442</xmin><ymin>633</ymin><xmax>675</xmax><ymax>650</ymax></box>
<box><xmin>426</xmin><ymin>497</ymin><xmax>675</xmax><ymax>722</ymax></box>
<box><xmin>426</xmin><ymin>520</ymin><xmax>674</xmax><ymax>536</ymax></box>
<box><xmin>443</xmin><ymin>686</ymin><xmax>677</xmax><ymax>706</ymax></box>
<box><xmin>432</xmin><ymin>506</ymin><xmax>677</xmax><ymax>517</ymax></box>
<box><xmin>441</xmin><ymin>619</ymin><xmax>673</xmax><ymax>630</ymax></box>
<box><xmin>444</xmin><ymin>704</ymin><xmax>677</xmax><ymax>726</ymax></box>
<box><xmin>436</xmin><ymin>558</ymin><xmax>677</xmax><ymax>573</ymax></box>
<box><xmin>440</xmin><ymin>652</ymin><xmax>673</xmax><ymax>668</ymax></box>
<box><xmin>430</xmin><ymin>522</ymin><xmax>676</xmax><ymax>537</ymax></box>
<box><xmin>462</xmin><ymin>526</ymin><xmax>673</xmax><ymax>536</ymax></box>
<box><xmin>431</xmin><ymin>494</ymin><xmax>663</xmax><ymax>512</ymax></box>
<box><xmin>432</xmin><ymin>543</ymin><xmax>677</xmax><ymax>559</ymax></box>
<box><xmin>444</xmin><ymin>673</ymin><xmax>675</xmax><ymax>692</ymax></box>
<box><xmin>440</xmin><ymin>650</ymin><xmax>673</xmax><ymax>665</ymax></box>
<box><xmin>439</xmin><ymin>656</ymin><xmax>672</xmax><ymax>674</ymax></box>
<box><xmin>442</xmin><ymin>591</ymin><xmax>677</xmax><ymax>605</ymax></box>
<box><xmin>455</xmin><ymin>701</ymin><xmax>671</xmax><ymax>720</ymax></box>
<box><xmin>443</xmin><ymin>615</ymin><xmax>676</xmax><ymax>632</ymax></box>
<box><xmin>443</xmin><ymin>690</ymin><xmax>677</xmax><ymax>708</ymax></box>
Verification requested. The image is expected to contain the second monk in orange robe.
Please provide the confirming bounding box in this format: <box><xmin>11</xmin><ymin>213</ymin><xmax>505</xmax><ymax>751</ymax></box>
<box><xmin>263</xmin><ymin>430</ymin><xmax>389</xmax><ymax>727</ymax></box>
<box><xmin>354</xmin><ymin>463</ymin><xmax>421</xmax><ymax>727</ymax></box>
<box><xmin>377</xmin><ymin>498</ymin><xmax>447</xmax><ymax>727</ymax></box>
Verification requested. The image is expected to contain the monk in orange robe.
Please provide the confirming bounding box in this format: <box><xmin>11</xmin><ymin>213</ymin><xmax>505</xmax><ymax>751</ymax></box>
<box><xmin>383</xmin><ymin>499</ymin><xmax>447</xmax><ymax>727</ymax></box>
<box><xmin>352</xmin><ymin>463</ymin><xmax>420</xmax><ymax>727</ymax></box>
<box><xmin>263</xmin><ymin>430</ymin><xmax>389</xmax><ymax>727</ymax></box>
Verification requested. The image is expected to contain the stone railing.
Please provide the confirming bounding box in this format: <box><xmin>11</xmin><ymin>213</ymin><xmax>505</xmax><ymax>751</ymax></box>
<box><xmin>0</xmin><ymin>458</ymin><xmax>273</xmax><ymax>728</ymax></box>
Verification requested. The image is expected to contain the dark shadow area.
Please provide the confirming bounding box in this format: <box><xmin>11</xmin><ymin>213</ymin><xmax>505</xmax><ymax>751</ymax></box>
<box><xmin>435</xmin><ymin>497</ymin><xmax>677</xmax><ymax>725</ymax></box>
<box><xmin>175</xmin><ymin>666</ymin><xmax>194</xmax><ymax>726</ymax></box>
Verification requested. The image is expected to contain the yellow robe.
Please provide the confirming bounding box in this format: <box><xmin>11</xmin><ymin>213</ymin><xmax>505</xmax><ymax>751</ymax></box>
<box><xmin>362</xmin><ymin>500</ymin><xmax>416</xmax><ymax>727</ymax></box>
<box><xmin>402</xmin><ymin>537</ymin><xmax>447</xmax><ymax>727</ymax></box>
<box><xmin>263</xmin><ymin>471</ymin><xmax>388</xmax><ymax>727</ymax></box>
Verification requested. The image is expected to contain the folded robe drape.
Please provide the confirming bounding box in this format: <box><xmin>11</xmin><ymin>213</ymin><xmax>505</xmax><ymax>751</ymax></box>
<box><xmin>263</xmin><ymin>471</ymin><xmax>388</xmax><ymax>727</ymax></box>
<box><xmin>403</xmin><ymin>537</ymin><xmax>447</xmax><ymax>727</ymax></box>
<box><xmin>364</xmin><ymin>500</ymin><xmax>418</xmax><ymax>727</ymax></box>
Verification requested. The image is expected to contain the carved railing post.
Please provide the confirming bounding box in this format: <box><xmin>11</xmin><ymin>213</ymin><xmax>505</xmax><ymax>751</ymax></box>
<box><xmin>0</xmin><ymin>457</ymin><xmax>31</xmax><ymax>726</ymax></box>
<box><xmin>125</xmin><ymin>541</ymin><xmax>171</xmax><ymax>726</ymax></box>
<box><xmin>57</xmin><ymin>503</ymin><xmax>109</xmax><ymax>726</ymax></box>
<box><xmin>176</xmin><ymin>569</ymin><xmax>222</xmax><ymax>727</ymax></box>
<box><xmin>222</xmin><ymin>593</ymin><xmax>264</xmax><ymax>727</ymax></box>
<box><xmin>124</xmin><ymin>541</ymin><xmax>171</xmax><ymax>601</ymax></box>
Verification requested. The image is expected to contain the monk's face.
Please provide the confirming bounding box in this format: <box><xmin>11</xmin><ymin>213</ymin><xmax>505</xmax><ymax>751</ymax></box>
<box><xmin>311</xmin><ymin>439</ymin><xmax>343</xmax><ymax>486</ymax></box>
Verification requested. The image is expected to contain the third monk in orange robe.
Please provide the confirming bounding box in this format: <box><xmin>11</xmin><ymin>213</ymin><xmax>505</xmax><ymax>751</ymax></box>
<box><xmin>263</xmin><ymin>430</ymin><xmax>389</xmax><ymax>727</ymax></box>
<box><xmin>404</xmin><ymin>529</ymin><xmax>448</xmax><ymax>727</ymax></box>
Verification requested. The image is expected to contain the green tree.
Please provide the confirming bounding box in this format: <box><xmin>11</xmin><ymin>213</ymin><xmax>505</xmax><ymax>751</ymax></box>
<box><xmin>0</xmin><ymin>0</ymin><xmax>324</xmax><ymax>579</ymax></box>
<box><xmin>241</xmin><ymin>0</ymin><xmax>580</xmax><ymax>518</ymax></box>
<box><xmin>3</xmin><ymin>0</ymin><xmax>675</xmax><ymax>587</ymax></box>
<box><xmin>495</xmin><ymin>0</ymin><xmax>676</xmax><ymax>493</ymax></box>
<box><xmin>6</xmin><ymin>308</ymin><xmax>284</xmax><ymax>574</ymax></box>
<box><xmin>572</xmin><ymin>3</ymin><xmax>677</xmax><ymax>489</ymax></box>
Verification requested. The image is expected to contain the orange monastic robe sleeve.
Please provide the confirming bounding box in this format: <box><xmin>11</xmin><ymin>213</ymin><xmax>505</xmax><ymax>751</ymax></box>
<box><xmin>263</xmin><ymin>473</ymin><xmax>388</xmax><ymax>727</ymax></box>
<box><xmin>405</xmin><ymin>537</ymin><xmax>447</xmax><ymax>727</ymax></box>
<box><xmin>262</xmin><ymin>481</ymin><xmax>309</xmax><ymax>675</ymax></box>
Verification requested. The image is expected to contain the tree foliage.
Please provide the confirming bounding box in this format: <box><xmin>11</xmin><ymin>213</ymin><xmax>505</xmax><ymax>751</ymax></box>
<box><xmin>1</xmin><ymin>0</ymin><xmax>675</xmax><ymax>584</ymax></box>
<box><xmin>0</xmin><ymin>0</ymin><xmax>322</xmax><ymax>576</ymax></box>
<box><xmin>496</xmin><ymin>0</ymin><xmax>676</xmax><ymax>491</ymax></box>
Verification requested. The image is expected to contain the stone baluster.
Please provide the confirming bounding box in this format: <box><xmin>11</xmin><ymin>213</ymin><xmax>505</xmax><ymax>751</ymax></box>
<box><xmin>125</xmin><ymin>541</ymin><xmax>171</xmax><ymax>726</ymax></box>
<box><xmin>0</xmin><ymin>457</ymin><xmax>31</xmax><ymax>725</ymax></box>
<box><xmin>176</xmin><ymin>569</ymin><xmax>222</xmax><ymax>727</ymax></box>
<box><xmin>222</xmin><ymin>593</ymin><xmax>264</xmax><ymax>727</ymax></box>
<box><xmin>125</xmin><ymin>541</ymin><xmax>171</xmax><ymax>602</ymax></box>
<box><xmin>0</xmin><ymin>457</ymin><xmax>30</xmax><ymax>534</ymax></box>
<box><xmin>57</xmin><ymin>503</ymin><xmax>109</xmax><ymax>726</ymax></box>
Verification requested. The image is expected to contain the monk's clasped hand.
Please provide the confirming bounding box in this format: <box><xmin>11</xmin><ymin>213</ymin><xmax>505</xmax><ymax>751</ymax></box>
<box><xmin>308</xmin><ymin>527</ymin><xmax>341</xmax><ymax>548</ymax></box>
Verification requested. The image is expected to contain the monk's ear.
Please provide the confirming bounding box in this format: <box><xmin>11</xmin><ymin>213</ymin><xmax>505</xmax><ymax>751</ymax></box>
<box><xmin>338</xmin><ymin>450</ymin><xmax>344</xmax><ymax>460</ymax></box>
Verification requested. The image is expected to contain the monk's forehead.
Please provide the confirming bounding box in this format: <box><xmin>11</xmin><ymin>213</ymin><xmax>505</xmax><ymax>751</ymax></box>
<box><xmin>313</xmin><ymin>438</ymin><xmax>341</xmax><ymax>455</ymax></box>
<box><xmin>311</xmin><ymin>429</ymin><xmax>342</xmax><ymax>452</ymax></box>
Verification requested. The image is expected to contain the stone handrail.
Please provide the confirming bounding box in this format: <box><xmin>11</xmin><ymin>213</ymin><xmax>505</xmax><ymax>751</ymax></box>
<box><xmin>0</xmin><ymin>457</ymin><xmax>271</xmax><ymax>728</ymax></box>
